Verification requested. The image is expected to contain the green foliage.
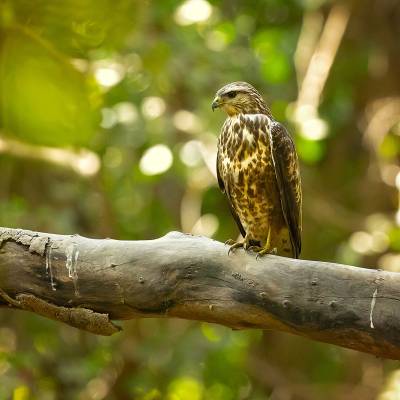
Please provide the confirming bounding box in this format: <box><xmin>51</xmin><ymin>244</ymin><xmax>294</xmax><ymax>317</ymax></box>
<box><xmin>0</xmin><ymin>27</ymin><xmax>97</xmax><ymax>146</ymax></box>
<box><xmin>0</xmin><ymin>0</ymin><xmax>400</xmax><ymax>398</ymax></box>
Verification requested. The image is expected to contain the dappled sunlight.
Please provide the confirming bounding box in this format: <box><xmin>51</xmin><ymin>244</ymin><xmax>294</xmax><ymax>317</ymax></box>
<box><xmin>1</xmin><ymin>0</ymin><xmax>400</xmax><ymax>398</ymax></box>
<box><xmin>0</xmin><ymin>135</ymin><xmax>100</xmax><ymax>176</ymax></box>
<box><xmin>349</xmin><ymin>231</ymin><xmax>389</xmax><ymax>256</ymax></box>
<box><xmin>93</xmin><ymin>61</ymin><xmax>125</xmax><ymax>88</ymax></box>
<box><xmin>377</xmin><ymin>370</ymin><xmax>400</xmax><ymax>400</ymax></box>
<box><xmin>173</xmin><ymin>110</ymin><xmax>202</xmax><ymax>133</ymax></box>
<box><xmin>174</xmin><ymin>0</ymin><xmax>213</xmax><ymax>26</ymax></box>
<box><xmin>114</xmin><ymin>102</ymin><xmax>139</xmax><ymax>125</ymax></box>
<box><xmin>363</xmin><ymin>98</ymin><xmax>400</xmax><ymax>233</ymax></box>
<box><xmin>141</xmin><ymin>96</ymin><xmax>167</xmax><ymax>119</ymax></box>
<box><xmin>191</xmin><ymin>213</ymin><xmax>219</xmax><ymax>237</ymax></box>
<box><xmin>83</xmin><ymin>377</ymin><xmax>110</xmax><ymax>400</ymax></box>
<box><xmin>139</xmin><ymin>144</ymin><xmax>173</xmax><ymax>175</ymax></box>
<box><xmin>292</xmin><ymin>104</ymin><xmax>328</xmax><ymax>140</ymax></box>
<box><xmin>378</xmin><ymin>253</ymin><xmax>400</xmax><ymax>272</ymax></box>
<box><xmin>179</xmin><ymin>140</ymin><xmax>203</xmax><ymax>167</ymax></box>
<box><xmin>364</xmin><ymin>98</ymin><xmax>400</xmax><ymax>152</ymax></box>
<box><xmin>291</xmin><ymin>4</ymin><xmax>350</xmax><ymax>144</ymax></box>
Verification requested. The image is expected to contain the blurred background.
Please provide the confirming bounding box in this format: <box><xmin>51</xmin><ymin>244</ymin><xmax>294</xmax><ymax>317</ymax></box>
<box><xmin>1</xmin><ymin>0</ymin><xmax>400</xmax><ymax>399</ymax></box>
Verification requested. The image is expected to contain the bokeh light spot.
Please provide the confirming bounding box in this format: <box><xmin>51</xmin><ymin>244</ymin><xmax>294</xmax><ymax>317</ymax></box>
<box><xmin>205</xmin><ymin>25</ymin><xmax>235</xmax><ymax>52</ymax></box>
<box><xmin>139</xmin><ymin>144</ymin><xmax>173</xmax><ymax>176</ymax></box>
<box><xmin>74</xmin><ymin>151</ymin><xmax>101</xmax><ymax>176</ymax></box>
<box><xmin>141</xmin><ymin>97</ymin><xmax>166</xmax><ymax>119</ymax></box>
<box><xmin>94</xmin><ymin>62</ymin><xmax>124</xmax><ymax>88</ymax></box>
<box><xmin>379</xmin><ymin>253</ymin><xmax>400</xmax><ymax>272</ymax></box>
<box><xmin>299</xmin><ymin>117</ymin><xmax>329</xmax><ymax>140</ymax></box>
<box><xmin>180</xmin><ymin>140</ymin><xmax>203</xmax><ymax>167</ymax></box>
<box><xmin>349</xmin><ymin>231</ymin><xmax>373</xmax><ymax>254</ymax></box>
<box><xmin>113</xmin><ymin>102</ymin><xmax>138</xmax><ymax>125</ymax></box>
<box><xmin>86</xmin><ymin>378</ymin><xmax>109</xmax><ymax>400</ymax></box>
<box><xmin>173</xmin><ymin>110</ymin><xmax>201</xmax><ymax>133</ymax></box>
<box><xmin>371</xmin><ymin>231</ymin><xmax>389</xmax><ymax>253</ymax></box>
<box><xmin>191</xmin><ymin>213</ymin><xmax>219</xmax><ymax>237</ymax></box>
<box><xmin>174</xmin><ymin>0</ymin><xmax>212</xmax><ymax>26</ymax></box>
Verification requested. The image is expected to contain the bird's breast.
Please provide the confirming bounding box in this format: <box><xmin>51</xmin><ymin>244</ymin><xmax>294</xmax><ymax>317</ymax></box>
<box><xmin>218</xmin><ymin>115</ymin><xmax>282</xmax><ymax>235</ymax></box>
<box><xmin>219</xmin><ymin>115</ymin><xmax>273</xmax><ymax>179</ymax></box>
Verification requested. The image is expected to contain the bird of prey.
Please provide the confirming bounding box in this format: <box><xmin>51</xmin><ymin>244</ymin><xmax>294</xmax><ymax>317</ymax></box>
<box><xmin>212</xmin><ymin>82</ymin><xmax>302</xmax><ymax>258</ymax></box>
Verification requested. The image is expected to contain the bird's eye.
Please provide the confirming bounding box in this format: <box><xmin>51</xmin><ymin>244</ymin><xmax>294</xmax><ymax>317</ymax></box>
<box><xmin>226</xmin><ymin>91</ymin><xmax>237</xmax><ymax>99</ymax></box>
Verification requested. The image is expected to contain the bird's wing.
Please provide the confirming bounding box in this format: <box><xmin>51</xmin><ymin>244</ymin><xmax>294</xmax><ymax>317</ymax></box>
<box><xmin>216</xmin><ymin>151</ymin><xmax>246</xmax><ymax>238</ymax></box>
<box><xmin>216</xmin><ymin>150</ymin><xmax>225</xmax><ymax>192</ymax></box>
<box><xmin>269</xmin><ymin>121</ymin><xmax>302</xmax><ymax>258</ymax></box>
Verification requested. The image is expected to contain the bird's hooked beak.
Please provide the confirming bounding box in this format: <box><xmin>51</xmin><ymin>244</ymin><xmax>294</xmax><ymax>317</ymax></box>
<box><xmin>212</xmin><ymin>96</ymin><xmax>221</xmax><ymax>111</ymax></box>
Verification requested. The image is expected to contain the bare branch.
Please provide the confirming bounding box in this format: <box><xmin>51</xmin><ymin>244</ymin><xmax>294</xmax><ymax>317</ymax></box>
<box><xmin>0</xmin><ymin>227</ymin><xmax>399</xmax><ymax>359</ymax></box>
<box><xmin>0</xmin><ymin>133</ymin><xmax>100</xmax><ymax>177</ymax></box>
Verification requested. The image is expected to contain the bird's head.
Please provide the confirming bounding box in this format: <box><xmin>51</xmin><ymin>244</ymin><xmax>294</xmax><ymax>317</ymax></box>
<box><xmin>212</xmin><ymin>81</ymin><xmax>271</xmax><ymax>116</ymax></box>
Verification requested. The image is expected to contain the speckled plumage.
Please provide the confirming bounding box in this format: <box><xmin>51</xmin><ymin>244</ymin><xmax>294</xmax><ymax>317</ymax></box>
<box><xmin>213</xmin><ymin>82</ymin><xmax>302</xmax><ymax>258</ymax></box>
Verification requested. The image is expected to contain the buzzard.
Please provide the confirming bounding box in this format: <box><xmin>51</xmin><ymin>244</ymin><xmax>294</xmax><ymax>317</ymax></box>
<box><xmin>212</xmin><ymin>82</ymin><xmax>302</xmax><ymax>258</ymax></box>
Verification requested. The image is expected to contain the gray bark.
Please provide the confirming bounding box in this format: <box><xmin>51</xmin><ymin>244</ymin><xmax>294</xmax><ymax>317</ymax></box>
<box><xmin>0</xmin><ymin>227</ymin><xmax>399</xmax><ymax>359</ymax></box>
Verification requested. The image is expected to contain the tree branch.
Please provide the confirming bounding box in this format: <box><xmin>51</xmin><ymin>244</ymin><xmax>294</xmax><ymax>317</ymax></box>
<box><xmin>0</xmin><ymin>227</ymin><xmax>399</xmax><ymax>359</ymax></box>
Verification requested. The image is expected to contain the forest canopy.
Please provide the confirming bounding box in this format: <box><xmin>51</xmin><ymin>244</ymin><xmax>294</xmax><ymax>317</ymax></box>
<box><xmin>1</xmin><ymin>0</ymin><xmax>400</xmax><ymax>399</ymax></box>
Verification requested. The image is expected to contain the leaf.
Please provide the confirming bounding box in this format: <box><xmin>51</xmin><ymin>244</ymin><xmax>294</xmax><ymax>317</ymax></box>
<box><xmin>0</xmin><ymin>27</ymin><xmax>97</xmax><ymax>147</ymax></box>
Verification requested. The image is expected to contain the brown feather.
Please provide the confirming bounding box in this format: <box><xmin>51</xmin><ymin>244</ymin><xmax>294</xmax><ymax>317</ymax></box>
<box><xmin>270</xmin><ymin>122</ymin><xmax>302</xmax><ymax>258</ymax></box>
<box><xmin>215</xmin><ymin>82</ymin><xmax>302</xmax><ymax>258</ymax></box>
<box><xmin>217</xmin><ymin>150</ymin><xmax>246</xmax><ymax>238</ymax></box>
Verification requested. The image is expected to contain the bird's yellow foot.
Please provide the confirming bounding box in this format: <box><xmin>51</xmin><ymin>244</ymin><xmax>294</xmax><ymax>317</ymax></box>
<box><xmin>255</xmin><ymin>247</ymin><xmax>278</xmax><ymax>259</ymax></box>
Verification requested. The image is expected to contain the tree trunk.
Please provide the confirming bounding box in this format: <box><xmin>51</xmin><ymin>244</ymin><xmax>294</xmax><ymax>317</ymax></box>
<box><xmin>0</xmin><ymin>227</ymin><xmax>399</xmax><ymax>359</ymax></box>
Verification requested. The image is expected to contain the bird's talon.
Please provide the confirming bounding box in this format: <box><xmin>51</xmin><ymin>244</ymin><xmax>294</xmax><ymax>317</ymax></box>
<box><xmin>225</xmin><ymin>239</ymin><xmax>236</xmax><ymax>246</ymax></box>
<box><xmin>255</xmin><ymin>247</ymin><xmax>278</xmax><ymax>259</ymax></box>
<box><xmin>227</xmin><ymin>241</ymin><xmax>245</xmax><ymax>255</ymax></box>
